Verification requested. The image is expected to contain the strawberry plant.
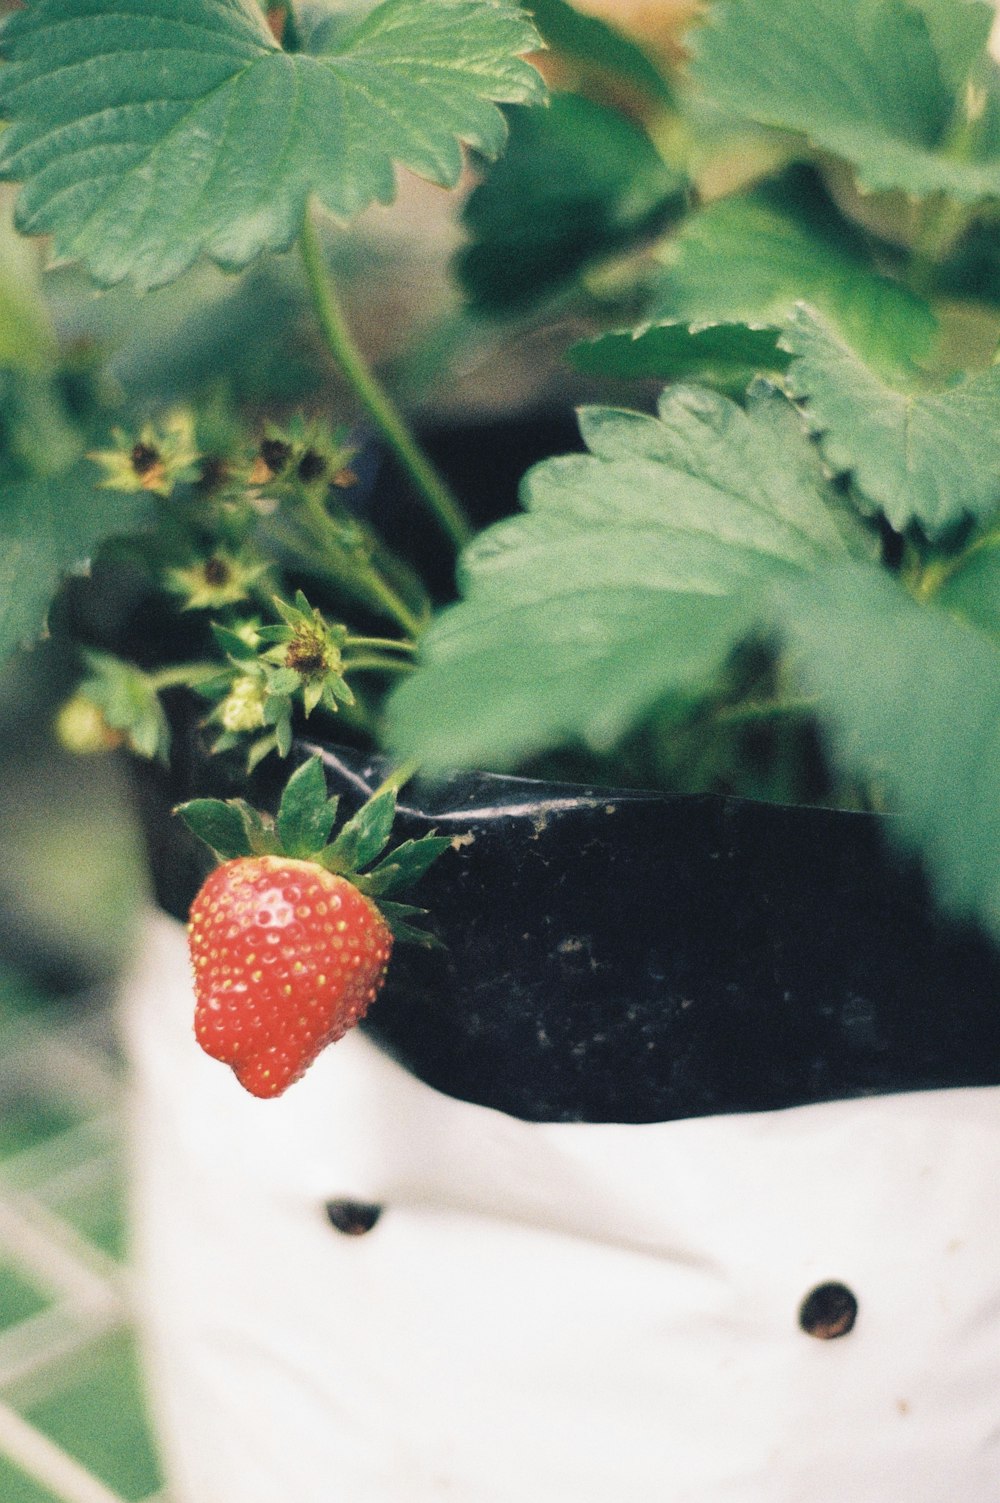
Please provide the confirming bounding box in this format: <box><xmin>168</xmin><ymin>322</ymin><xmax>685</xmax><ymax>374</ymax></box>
<box><xmin>0</xmin><ymin>0</ymin><xmax>998</xmax><ymax>1052</ymax></box>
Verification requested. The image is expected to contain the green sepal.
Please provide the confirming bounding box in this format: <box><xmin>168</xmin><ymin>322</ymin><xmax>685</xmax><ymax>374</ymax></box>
<box><xmin>211</xmin><ymin>622</ymin><xmax>259</xmax><ymax>663</ymax></box>
<box><xmin>302</xmin><ymin>678</ymin><xmax>322</xmax><ymax>717</ymax></box>
<box><xmin>359</xmin><ymin>835</ymin><xmax>454</xmax><ymax>897</ymax></box>
<box><xmin>325</xmin><ymin>676</ymin><xmax>356</xmax><ymax>707</ymax></box>
<box><xmin>319</xmin><ymin>786</ymin><xmax>398</xmax><ymax>873</ymax></box>
<box><xmin>276</xmin><ymin>756</ymin><xmax>340</xmax><ymax>858</ymax></box>
<box><xmin>274</xmin><ymin>590</ymin><xmax>310</xmax><ymax>626</ymax></box>
<box><xmin>262</xmin><ymin>694</ymin><xmax>292</xmax><ymax>733</ymax></box>
<box><xmin>174</xmin><ymin>798</ymin><xmax>254</xmax><ymax>860</ymax></box>
<box><xmin>266</xmin><ymin>667</ymin><xmax>301</xmax><ymax>696</ymax></box>
<box><xmin>377</xmin><ymin>899</ymin><xmax>444</xmax><ymax>948</ymax></box>
<box><xmin>275</xmin><ymin>716</ymin><xmax>294</xmax><ymax>758</ymax></box>
<box><xmin>194</xmin><ymin>669</ymin><xmax>239</xmax><ymax>700</ymax></box>
<box><xmin>179</xmin><ymin>761</ymin><xmax>453</xmax><ymax>939</ymax></box>
<box><xmin>209</xmin><ymin>730</ymin><xmax>242</xmax><ymax>754</ymax></box>
<box><xmin>230</xmin><ymin>799</ymin><xmax>281</xmax><ymax>856</ymax></box>
<box><xmin>246</xmin><ymin>732</ymin><xmax>280</xmax><ymax>773</ymax></box>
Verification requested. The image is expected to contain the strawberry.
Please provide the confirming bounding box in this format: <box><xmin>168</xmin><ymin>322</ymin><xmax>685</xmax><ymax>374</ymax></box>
<box><xmin>188</xmin><ymin>856</ymin><xmax>392</xmax><ymax>1098</ymax></box>
<box><xmin>177</xmin><ymin>756</ymin><xmax>450</xmax><ymax>1098</ymax></box>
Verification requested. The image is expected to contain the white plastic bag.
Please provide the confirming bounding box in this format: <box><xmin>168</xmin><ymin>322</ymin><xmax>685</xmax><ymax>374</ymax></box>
<box><xmin>124</xmin><ymin>910</ymin><xmax>1000</xmax><ymax>1503</ymax></box>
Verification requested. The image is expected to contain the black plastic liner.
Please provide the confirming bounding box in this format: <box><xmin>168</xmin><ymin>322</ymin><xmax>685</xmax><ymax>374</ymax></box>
<box><xmin>281</xmin><ymin>745</ymin><xmax>1000</xmax><ymax>1125</ymax></box>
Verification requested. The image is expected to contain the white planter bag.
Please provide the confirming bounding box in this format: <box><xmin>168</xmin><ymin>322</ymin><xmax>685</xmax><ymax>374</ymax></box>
<box><xmin>124</xmin><ymin>908</ymin><xmax>1000</xmax><ymax>1503</ymax></box>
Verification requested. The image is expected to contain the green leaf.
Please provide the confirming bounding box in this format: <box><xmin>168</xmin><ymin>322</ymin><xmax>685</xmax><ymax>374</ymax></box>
<box><xmin>457</xmin><ymin>92</ymin><xmax>687</xmax><ymax>311</ymax></box>
<box><xmin>377</xmin><ymin>897</ymin><xmax>443</xmax><ymax>947</ymax></box>
<box><xmin>569</xmin><ymin>320</ymin><xmax>788</xmax><ymax>394</ymax></box>
<box><xmin>0</xmin><ymin>199</ymin><xmax>58</xmax><ymax>372</ymax></box>
<box><xmin>386</xmin><ymin>381</ymin><xmax>852</xmax><ymax>771</ymax></box>
<box><xmin>321</xmin><ymin>786</ymin><xmax>398</xmax><ymax>872</ymax></box>
<box><xmin>647</xmin><ymin>170</ymin><xmax>936</xmax><ymax>376</ymax></box>
<box><xmin>175</xmin><ymin>798</ymin><xmax>253</xmax><ymax>860</ymax></box>
<box><xmin>0</xmin><ymin>0</ymin><xmax>546</xmax><ymax>290</ymax></box>
<box><xmin>360</xmin><ymin>834</ymin><xmax>454</xmax><ymax>897</ymax></box>
<box><xmin>776</xmin><ymin>562</ymin><xmax>1000</xmax><ymax>941</ymax></box>
<box><xmin>906</xmin><ymin>0</ymin><xmax>995</xmax><ymax>92</ymax></box>
<box><xmin>0</xmin><ymin>458</ymin><xmax>149</xmax><ymax>659</ymax></box>
<box><xmin>782</xmin><ymin>305</ymin><xmax>1000</xmax><ymax>538</ymax></box>
<box><xmin>276</xmin><ymin>755</ymin><xmax>339</xmax><ymax>857</ymax></box>
<box><xmin>78</xmin><ymin>649</ymin><xmax>171</xmax><ymax>761</ymax></box>
<box><xmin>689</xmin><ymin>0</ymin><xmax>1000</xmax><ymax>200</ymax></box>
<box><xmin>0</xmin><ymin>368</ymin><xmax>84</xmax><ymax>481</ymax></box>
<box><xmin>526</xmin><ymin>0</ymin><xmax>676</xmax><ymax>109</ymax></box>
<box><xmin>934</xmin><ymin>533</ymin><xmax>1000</xmax><ymax>638</ymax></box>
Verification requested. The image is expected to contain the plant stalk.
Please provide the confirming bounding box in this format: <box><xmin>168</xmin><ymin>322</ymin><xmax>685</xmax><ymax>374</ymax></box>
<box><xmin>299</xmin><ymin>210</ymin><xmax>472</xmax><ymax>553</ymax></box>
<box><xmin>343</xmin><ymin>654</ymin><xmax>416</xmax><ymax>675</ymax></box>
<box><xmin>372</xmin><ymin>757</ymin><xmax>422</xmax><ymax>800</ymax></box>
<box><xmin>345</xmin><ymin>635</ymin><xmax>417</xmax><ymax>655</ymax></box>
<box><xmin>148</xmin><ymin>662</ymin><xmax>222</xmax><ymax>691</ymax></box>
<box><xmin>293</xmin><ymin>484</ymin><xmax>425</xmax><ymax>638</ymax></box>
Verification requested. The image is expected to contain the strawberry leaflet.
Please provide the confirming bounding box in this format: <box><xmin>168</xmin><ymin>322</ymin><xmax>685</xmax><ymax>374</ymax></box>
<box><xmin>0</xmin><ymin>0</ymin><xmax>546</xmax><ymax>289</ymax></box>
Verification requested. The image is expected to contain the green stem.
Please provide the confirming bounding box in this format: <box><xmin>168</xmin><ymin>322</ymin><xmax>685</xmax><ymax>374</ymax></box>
<box><xmin>345</xmin><ymin>635</ymin><xmax>417</xmax><ymax>655</ymax></box>
<box><xmin>372</xmin><ymin>757</ymin><xmax>422</xmax><ymax>800</ymax></box>
<box><xmin>294</xmin><ymin>485</ymin><xmax>425</xmax><ymax>638</ymax></box>
<box><xmin>148</xmin><ymin>662</ymin><xmax>221</xmax><ymax>691</ymax></box>
<box><xmin>343</xmin><ymin>654</ymin><xmax>416</xmax><ymax>675</ymax></box>
<box><xmin>299</xmin><ymin>209</ymin><xmax>472</xmax><ymax>552</ymax></box>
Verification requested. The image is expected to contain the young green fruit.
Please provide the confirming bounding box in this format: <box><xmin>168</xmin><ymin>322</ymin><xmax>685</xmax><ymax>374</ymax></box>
<box><xmin>188</xmin><ymin>856</ymin><xmax>392</xmax><ymax>1099</ymax></box>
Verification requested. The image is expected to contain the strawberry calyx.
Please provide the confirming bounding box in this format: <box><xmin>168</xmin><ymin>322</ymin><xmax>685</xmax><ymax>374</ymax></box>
<box><xmin>174</xmin><ymin>755</ymin><xmax>450</xmax><ymax>945</ymax></box>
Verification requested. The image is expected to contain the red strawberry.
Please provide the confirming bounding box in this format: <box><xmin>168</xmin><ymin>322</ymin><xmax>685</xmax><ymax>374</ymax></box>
<box><xmin>178</xmin><ymin>756</ymin><xmax>451</xmax><ymax>1098</ymax></box>
<box><xmin>188</xmin><ymin>856</ymin><xmax>392</xmax><ymax>1098</ymax></box>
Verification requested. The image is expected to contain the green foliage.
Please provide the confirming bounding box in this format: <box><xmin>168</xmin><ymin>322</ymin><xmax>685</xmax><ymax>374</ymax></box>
<box><xmin>0</xmin><ymin>206</ymin><xmax>58</xmax><ymax>372</ymax></box>
<box><xmin>908</xmin><ymin>0</ymin><xmax>997</xmax><ymax>90</ymax></box>
<box><xmin>570</xmin><ymin>320</ymin><xmax>788</xmax><ymax>393</ymax></box>
<box><xmin>458</xmin><ymin>92</ymin><xmax>687</xmax><ymax>310</ymax></box>
<box><xmin>782</xmin><ymin>305</ymin><xmax>1000</xmax><ymax>538</ymax></box>
<box><xmin>776</xmin><ymin>562</ymin><xmax>1000</xmax><ymax>936</ymax></box>
<box><xmin>0</xmin><ymin>0</ymin><xmax>545</xmax><ymax>289</ymax></box>
<box><xmin>648</xmin><ymin>170</ymin><xmax>936</xmax><ymax>375</ymax></box>
<box><xmin>0</xmin><ymin>457</ymin><xmax>146</xmax><ymax>662</ymax></box>
<box><xmin>175</xmin><ymin>798</ymin><xmax>254</xmax><ymax>861</ymax></box>
<box><xmin>75</xmin><ymin>651</ymin><xmax>171</xmax><ymax>762</ymax></box>
<box><xmin>525</xmin><ymin>0</ymin><xmax>676</xmax><ymax>109</ymax></box>
<box><xmin>689</xmin><ymin>0</ymin><xmax>1000</xmax><ymax>199</ymax></box>
<box><xmin>385</xmin><ymin>381</ymin><xmax>854</xmax><ymax>770</ymax></box>
<box><xmin>934</xmin><ymin>534</ymin><xmax>1000</xmax><ymax>637</ymax></box>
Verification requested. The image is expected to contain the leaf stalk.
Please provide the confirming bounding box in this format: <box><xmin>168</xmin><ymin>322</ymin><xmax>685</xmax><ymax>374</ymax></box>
<box><xmin>299</xmin><ymin>209</ymin><xmax>472</xmax><ymax>554</ymax></box>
